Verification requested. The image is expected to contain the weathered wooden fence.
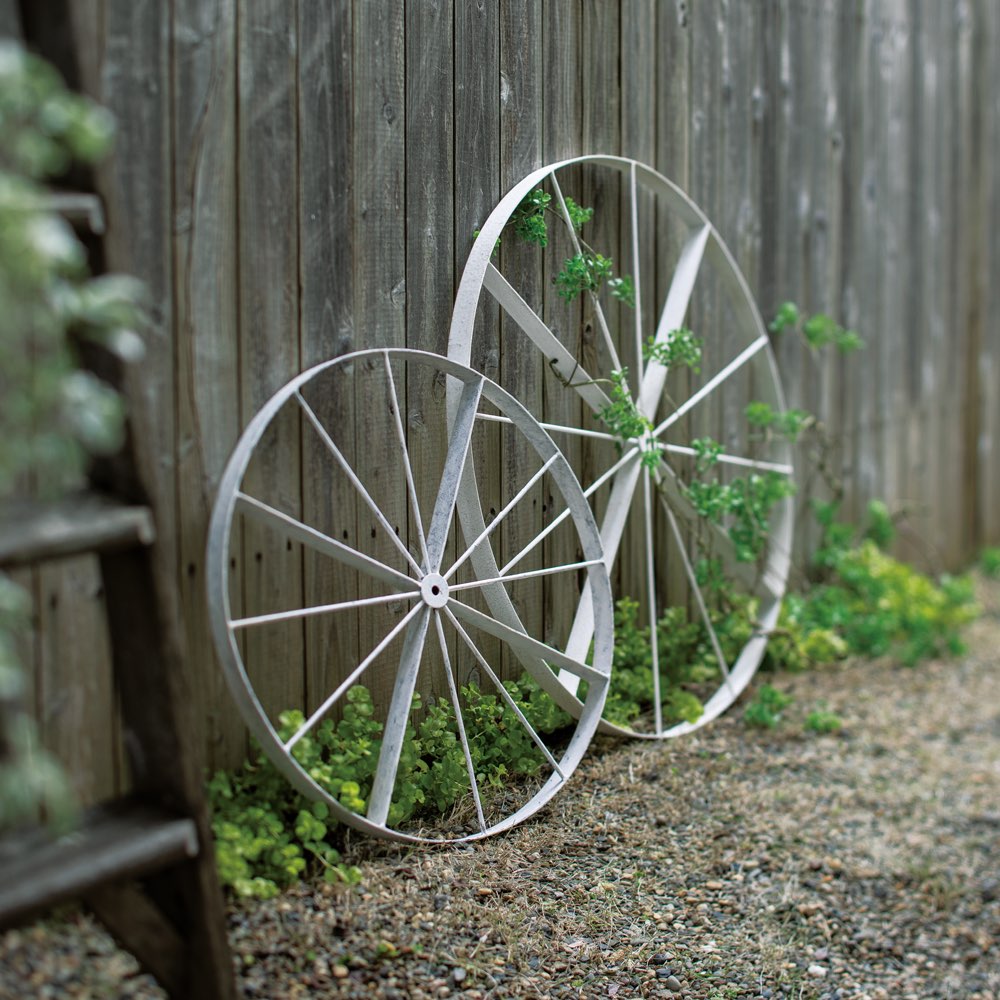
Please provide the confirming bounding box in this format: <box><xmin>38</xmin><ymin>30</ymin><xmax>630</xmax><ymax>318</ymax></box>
<box><xmin>5</xmin><ymin>0</ymin><xmax>999</xmax><ymax>800</ymax></box>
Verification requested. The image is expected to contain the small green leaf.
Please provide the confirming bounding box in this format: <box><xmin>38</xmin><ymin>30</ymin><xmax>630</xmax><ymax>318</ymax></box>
<box><xmin>769</xmin><ymin>301</ymin><xmax>801</xmax><ymax>333</ymax></box>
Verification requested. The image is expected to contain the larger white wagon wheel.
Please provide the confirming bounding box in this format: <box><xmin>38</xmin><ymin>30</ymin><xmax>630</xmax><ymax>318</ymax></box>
<box><xmin>206</xmin><ymin>348</ymin><xmax>613</xmax><ymax>843</ymax></box>
<box><xmin>449</xmin><ymin>156</ymin><xmax>794</xmax><ymax>739</ymax></box>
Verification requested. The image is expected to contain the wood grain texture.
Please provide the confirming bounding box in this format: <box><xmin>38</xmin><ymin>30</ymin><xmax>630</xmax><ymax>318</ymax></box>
<box><xmin>352</xmin><ymin>0</ymin><xmax>407</xmax><ymax>712</ymax></box>
<box><xmin>620</xmin><ymin>0</ymin><xmax>658</xmax><ymax>616</ymax></box>
<box><xmin>37</xmin><ymin>557</ymin><xmax>116</xmax><ymax>804</ymax></box>
<box><xmin>656</xmin><ymin>0</ymin><xmax>693</xmax><ymax>610</ymax></box>
<box><xmin>297</xmin><ymin>2</ymin><xmax>358</xmax><ymax>721</ymax></box>
<box><xmin>975</xmin><ymin>0</ymin><xmax>1000</xmax><ymax>543</ymax></box>
<box><xmin>237</xmin><ymin>0</ymin><xmax>304</xmax><ymax>735</ymax></box>
<box><xmin>455</xmin><ymin>0</ymin><xmax>502</xmax><ymax>681</ymax></box>
<box><xmin>405</xmin><ymin>0</ymin><xmax>454</xmax><ymax>698</ymax></box>
<box><xmin>540</xmin><ymin>2</ymin><xmax>583</xmax><ymax>656</ymax></box>
<box><xmin>499</xmin><ymin>0</ymin><xmax>544</xmax><ymax>679</ymax></box>
<box><xmin>172</xmin><ymin>0</ymin><xmax>243</xmax><ymax>765</ymax></box>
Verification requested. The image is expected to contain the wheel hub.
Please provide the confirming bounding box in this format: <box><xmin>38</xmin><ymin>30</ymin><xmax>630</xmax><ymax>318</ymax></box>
<box><xmin>420</xmin><ymin>573</ymin><xmax>449</xmax><ymax>608</ymax></box>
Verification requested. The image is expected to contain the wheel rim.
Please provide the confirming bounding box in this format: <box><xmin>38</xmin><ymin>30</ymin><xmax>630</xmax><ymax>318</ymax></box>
<box><xmin>448</xmin><ymin>156</ymin><xmax>794</xmax><ymax>739</ymax></box>
<box><xmin>206</xmin><ymin>348</ymin><xmax>613</xmax><ymax>842</ymax></box>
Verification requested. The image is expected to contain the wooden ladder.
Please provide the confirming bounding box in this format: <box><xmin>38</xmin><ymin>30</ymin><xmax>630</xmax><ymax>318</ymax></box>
<box><xmin>0</xmin><ymin>329</ymin><xmax>237</xmax><ymax>999</ymax></box>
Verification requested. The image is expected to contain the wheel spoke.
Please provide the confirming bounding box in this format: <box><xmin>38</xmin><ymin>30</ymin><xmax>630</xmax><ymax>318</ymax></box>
<box><xmin>558</xmin><ymin>454</ymin><xmax>645</xmax><ymax>678</ymax></box>
<box><xmin>636</xmin><ymin>223</ymin><xmax>710</xmax><ymax>417</ymax></box>
<box><xmin>283</xmin><ymin>602</ymin><xmax>424</xmax><ymax>753</ymax></box>
<box><xmin>383</xmin><ymin>351</ymin><xmax>431</xmax><ymax>570</ymax></box>
<box><xmin>425</xmin><ymin>376</ymin><xmax>484</xmax><ymax>573</ymax></box>
<box><xmin>655</xmin><ymin>482</ymin><xmax>733</xmax><ymax>690</ymax></box>
<box><xmin>629</xmin><ymin>162</ymin><xmax>644</xmax><ymax>381</ymax></box>
<box><xmin>448</xmin><ymin>557</ymin><xmax>603</xmax><ymax>593</ymax></box>
<box><xmin>550</xmin><ymin>171</ymin><xmax>623</xmax><ymax>374</ymax></box>
<box><xmin>444</xmin><ymin>606</ymin><xmax>565</xmax><ymax>778</ymax></box>
<box><xmin>660</xmin><ymin>441</ymin><xmax>793</xmax><ymax>476</ymax></box>
<box><xmin>296</xmin><ymin>389</ymin><xmax>423</xmax><ymax>577</ymax></box>
<box><xmin>432</xmin><ymin>612</ymin><xmax>487</xmax><ymax>834</ymax></box>
<box><xmin>366</xmin><ymin>605</ymin><xmax>432</xmax><ymax>827</ymax></box>
<box><xmin>476</xmin><ymin>411</ymin><xmax>621</xmax><ymax>444</ymax></box>
<box><xmin>231</xmin><ymin>590</ymin><xmax>418</xmax><ymax>630</ymax></box>
<box><xmin>444</xmin><ymin>453</ymin><xmax>559</xmax><ymax>580</ymax></box>
<box><xmin>500</xmin><ymin>446</ymin><xmax>641</xmax><ymax>577</ymax></box>
<box><xmin>483</xmin><ymin>263</ymin><xmax>611</xmax><ymax>414</ymax></box>
<box><xmin>652</xmin><ymin>335</ymin><xmax>769</xmax><ymax>437</ymax></box>
<box><xmin>642</xmin><ymin>469</ymin><xmax>664</xmax><ymax>733</ymax></box>
<box><xmin>235</xmin><ymin>492</ymin><xmax>415</xmax><ymax>592</ymax></box>
<box><xmin>448</xmin><ymin>598</ymin><xmax>608</xmax><ymax>686</ymax></box>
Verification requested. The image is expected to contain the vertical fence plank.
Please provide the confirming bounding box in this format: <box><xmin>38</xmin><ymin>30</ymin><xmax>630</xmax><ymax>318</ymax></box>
<box><xmin>581</xmin><ymin>0</ymin><xmax>624</xmax><ymax>603</ymax></box>
<box><xmin>37</xmin><ymin>564</ymin><xmax>116</xmax><ymax>803</ymax></box>
<box><xmin>854</xmin><ymin>1</ymin><xmax>883</xmax><ymax>526</ymax></box>
<box><xmin>718</xmin><ymin>0</ymin><xmax>763</xmax><ymax>552</ymax></box>
<box><xmin>657</xmin><ymin>0</ymin><xmax>692</xmax><ymax>610</ymax></box>
<box><xmin>831</xmin><ymin>1</ymin><xmax>860</xmax><ymax>554</ymax></box>
<box><xmin>99</xmin><ymin>0</ymin><xmax>177</xmax><ymax>599</ymax></box>
<box><xmin>954</xmin><ymin>0</ymin><xmax>978</xmax><ymax>565</ymax></box>
<box><xmin>838</xmin><ymin>1</ymin><xmax>868</xmax><ymax>533</ymax></box>
<box><xmin>236</xmin><ymin>0</ymin><xmax>304</xmax><ymax>735</ymax></box>
<box><xmin>902</xmin><ymin>0</ymin><xmax>935</xmax><ymax>568</ymax></box>
<box><xmin>805</xmin><ymin>1</ymin><xmax>847</xmax><ymax>564</ymax></box>
<box><xmin>541</xmin><ymin>3</ymin><xmax>583</xmax><ymax>653</ymax></box>
<box><xmin>928</xmin><ymin>0</ymin><xmax>964</xmax><ymax>568</ymax></box>
<box><xmin>406</xmin><ymin>0</ymin><xmax>454</xmax><ymax>696</ymax></box>
<box><xmin>173</xmin><ymin>0</ymin><xmax>243</xmax><ymax>767</ymax></box>
<box><xmin>976</xmin><ymin>0</ymin><xmax>1000</xmax><ymax>545</ymax></box>
<box><xmin>875</xmin><ymin>1</ymin><xmax>912</xmax><ymax>560</ymax></box>
<box><xmin>621</xmin><ymin>0</ymin><xmax>657</xmax><ymax>612</ymax></box>
<box><xmin>454</xmin><ymin>1</ymin><xmax>502</xmax><ymax>679</ymax></box>
<box><xmin>353</xmin><ymin>0</ymin><xmax>406</xmax><ymax>710</ymax></box>
<box><xmin>499</xmin><ymin>0</ymin><xmax>544</xmax><ymax>676</ymax></box>
<box><xmin>297</xmin><ymin>3</ymin><xmax>357</xmax><ymax>720</ymax></box>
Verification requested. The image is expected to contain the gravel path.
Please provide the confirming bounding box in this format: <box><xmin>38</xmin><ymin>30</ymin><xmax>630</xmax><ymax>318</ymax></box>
<box><xmin>3</xmin><ymin>579</ymin><xmax>998</xmax><ymax>1000</ymax></box>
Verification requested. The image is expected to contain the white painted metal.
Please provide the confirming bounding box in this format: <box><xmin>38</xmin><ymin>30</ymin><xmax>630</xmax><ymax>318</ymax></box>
<box><xmin>206</xmin><ymin>348</ymin><xmax>614</xmax><ymax>842</ymax></box>
<box><xmin>448</xmin><ymin>155</ymin><xmax>794</xmax><ymax>740</ymax></box>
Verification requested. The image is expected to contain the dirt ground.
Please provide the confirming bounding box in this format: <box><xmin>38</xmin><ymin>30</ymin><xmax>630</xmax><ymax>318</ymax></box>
<box><xmin>2</xmin><ymin>579</ymin><xmax>999</xmax><ymax>1000</ymax></box>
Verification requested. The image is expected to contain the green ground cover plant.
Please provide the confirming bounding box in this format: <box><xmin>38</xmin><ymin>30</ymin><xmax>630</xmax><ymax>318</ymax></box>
<box><xmin>209</xmin><ymin>677</ymin><xmax>572</xmax><ymax>898</ymax></box>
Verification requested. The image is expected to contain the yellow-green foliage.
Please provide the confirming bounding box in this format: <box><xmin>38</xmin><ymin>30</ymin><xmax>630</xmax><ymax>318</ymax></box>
<box><xmin>768</xmin><ymin>505</ymin><xmax>978</xmax><ymax>671</ymax></box>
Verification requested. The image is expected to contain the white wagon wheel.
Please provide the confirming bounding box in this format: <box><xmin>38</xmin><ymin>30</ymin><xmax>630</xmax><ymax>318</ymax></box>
<box><xmin>449</xmin><ymin>155</ymin><xmax>794</xmax><ymax>739</ymax></box>
<box><xmin>206</xmin><ymin>348</ymin><xmax>613</xmax><ymax>843</ymax></box>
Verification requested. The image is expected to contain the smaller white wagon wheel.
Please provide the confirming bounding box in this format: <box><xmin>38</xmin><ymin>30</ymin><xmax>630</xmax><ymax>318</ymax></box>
<box><xmin>449</xmin><ymin>156</ymin><xmax>794</xmax><ymax>740</ymax></box>
<box><xmin>206</xmin><ymin>348</ymin><xmax>613</xmax><ymax>843</ymax></box>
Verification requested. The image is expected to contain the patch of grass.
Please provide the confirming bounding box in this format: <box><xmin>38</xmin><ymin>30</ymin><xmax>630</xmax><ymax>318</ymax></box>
<box><xmin>980</xmin><ymin>546</ymin><xmax>1000</xmax><ymax>579</ymax></box>
<box><xmin>744</xmin><ymin>684</ymin><xmax>794</xmax><ymax>729</ymax></box>
<box><xmin>804</xmin><ymin>708</ymin><xmax>843</xmax><ymax>734</ymax></box>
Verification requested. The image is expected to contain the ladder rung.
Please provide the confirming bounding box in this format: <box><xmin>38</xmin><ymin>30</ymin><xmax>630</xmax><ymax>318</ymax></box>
<box><xmin>0</xmin><ymin>493</ymin><xmax>155</xmax><ymax>568</ymax></box>
<box><xmin>0</xmin><ymin>799</ymin><xmax>199</xmax><ymax>929</ymax></box>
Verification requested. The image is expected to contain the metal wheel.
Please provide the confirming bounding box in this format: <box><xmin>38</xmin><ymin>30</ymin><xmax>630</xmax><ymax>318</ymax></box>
<box><xmin>206</xmin><ymin>348</ymin><xmax>613</xmax><ymax>842</ymax></box>
<box><xmin>448</xmin><ymin>155</ymin><xmax>794</xmax><ymax>739</ymax></box>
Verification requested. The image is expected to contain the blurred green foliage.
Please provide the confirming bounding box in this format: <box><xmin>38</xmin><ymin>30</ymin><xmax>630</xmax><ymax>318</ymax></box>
<box><xmin>0</xmin><ymin>41</ymin><xmax>143</xmax><ymax>833</ymax></box>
